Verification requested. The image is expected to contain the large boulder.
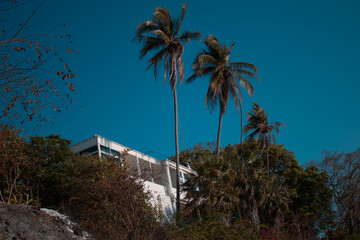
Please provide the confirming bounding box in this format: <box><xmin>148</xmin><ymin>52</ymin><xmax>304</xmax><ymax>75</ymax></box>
<box><xmin>0</xmin><ymin>203</ymin><xmax>90</xmax><ymax>240</ymax></box>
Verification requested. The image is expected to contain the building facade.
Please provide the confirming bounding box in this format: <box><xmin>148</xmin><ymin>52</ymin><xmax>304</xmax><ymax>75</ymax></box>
<box><xmin>70</xmin><ymin>134</ymin><xmax>196</xmax><ymax>221</ymax></box>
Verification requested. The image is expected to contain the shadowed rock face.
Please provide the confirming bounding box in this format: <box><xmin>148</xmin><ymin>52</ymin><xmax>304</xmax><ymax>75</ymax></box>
<box><xmin>0</xmin><ymin>203</ymin><xmax>88</xmax><ymax>240</ymax></box>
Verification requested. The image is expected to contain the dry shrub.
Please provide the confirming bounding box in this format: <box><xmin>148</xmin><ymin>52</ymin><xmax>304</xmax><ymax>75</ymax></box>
<box><xmin>67</xmin><ymin>161</ymin><xmax>174</xmax><ymax>240</ymax></box>
<box><xmin>0</xmin><ymin>126</ymin><xmax>37</xmax><ymax>204</ymax></box>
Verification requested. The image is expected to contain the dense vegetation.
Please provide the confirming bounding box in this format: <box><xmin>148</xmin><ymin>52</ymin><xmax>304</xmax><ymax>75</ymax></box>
<box><xmin>0</xmin><ymin>127</ymin><xmax>173</xmax><ymax>240</ymax></box>
<box><xmin>177</xmin><ymin>141</ymin><xmax>334</xmax><ymax>239</ymax></box>
<box><xmin>0</xmin><ymin>127</ymin><xmax>359</xmax><ymax>239</ymax></box>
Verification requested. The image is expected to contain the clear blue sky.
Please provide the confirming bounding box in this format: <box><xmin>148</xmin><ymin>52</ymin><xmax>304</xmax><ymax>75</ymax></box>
<box><xmin>19</xmin><ymin>0</ymin><xmax>360</xmax><ymax>165</ymax></box>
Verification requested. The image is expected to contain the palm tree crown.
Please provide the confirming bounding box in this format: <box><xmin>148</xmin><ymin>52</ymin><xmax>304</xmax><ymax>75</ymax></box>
<box><xmin>135</xmin><ymin>4</ymin><xmax>200</xmax><ymax>89</ymax></box>
<box><xmin>244</xmin><ymin>102</ymin><xmax>285</xmax><ymax>174</ymax></box>
<box><xmin>187</xmin><ymin>35</ymin><xmax>259</xmax><ymax>155</ymax></box>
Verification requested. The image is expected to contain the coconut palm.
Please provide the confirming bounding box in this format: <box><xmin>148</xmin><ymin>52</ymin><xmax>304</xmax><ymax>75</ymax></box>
<box><xmin>134</xmin><ymin>4</ymin><xmax>200</xmax><ymax>215</ymax></box>
<box><xmin>187</xmin><ymin>35</ymin><xmax>259</xmax><ymax>156</ymax></box>
<box><xmin>244</xmin><ymin>102</ymin><xmax>285</xmax><ymax>175</ymax></box>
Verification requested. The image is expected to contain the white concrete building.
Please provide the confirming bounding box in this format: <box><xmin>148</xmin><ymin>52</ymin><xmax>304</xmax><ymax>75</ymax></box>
<box><xmin>70</xmin><ymin>134</ymin><xmax>196</xmax><ymax>221</ymax></box>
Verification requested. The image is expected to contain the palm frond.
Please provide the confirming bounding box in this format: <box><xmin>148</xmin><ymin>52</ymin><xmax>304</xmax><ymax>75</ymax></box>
<box><xmin>232</xmin><ymin>68</ymin><xmax>259</xmax><ymax>81</ymax></box>
<box><xmin>214</xmin><ymin>63</ymin><xmax>225</xmax><ymax>74</ymax></box>
<box><xmin>228</xmin><ymin>76</ymin><xmax>240</xmax><ymax>111</ymax></box>
<box><xmin>186</xmin><ymin>66</ymin><xmax>215</xmax><ymax>83</ymax></box>
<box><xmin>135</xmin><ymin>20</ymin><xmax>158</xmax><ymax>38</ymax></box>
<box><xmin>172</xmin><ymin>4</ymin><xmax>187</xmax><ymax>37</ymax></box>
<box><xmin>177</xmin><ymin>45</ymin><xmax>184</xmax><ymax>83</ymax></box>
<box><xmin>205</xmin><ymin>87</ymin><xmax>218</xmax><ymax>112</ymax></box>
<box><xmin>252</xmin><ymin>102</ymin><xmax>261</xmax><ymax>111</ymax></box>
<box><xmin>163</xmin><ymin>54</ymin><xmax>169</xmax><ymax>83</ymax></box>
<box><xmin>228</xmin><ymin>42</ymin><xmax>235</xmax><ymax>53</ymax></box>
<box><xmin>230</xmin><ymin>62</ymin><xmax>259</xmax><ymax>73</ymax></box>
<box><xmin>219</xmin><ymin>77</ymin><xmax>230</xmax><ymax>107</ymax></box>
<box><xmin>177</xmin><ymin>31</ymin><xmax>201</xmax><ymax>43</ymax></box>
<box><xmin>269</xmin><ymin>131</ymin><xmax>276</xmax><ymax>144</ymax></box>
<box><xmin>245</xmin><ymin>128</ymin><xmax>260</xmax><ymax>139</ymax></box>
<box><xmin>152</xmin><ymin>29</ymin><xmax>171</xmax><ymax>43</ymax></box>
<box><xmin>270</xmin><ymin>121</ymin><xmax>286</xmax><ymax>135</ymax></box>
<box><xmin>204</xmin><ymin>35</ymin><xmax>221</xmax><ymax>59</ymax></box>
<box><xmin>192</xmin><ymin>54</ymin><xmax>217</xmax><ymax>68</ymax></box>
<box><xmin>154</xmin><ymin>7</ymin><xmax>172</xmax><ymax>37</ymax></box>
<box><xmin>220</xmin><ymin>45</ymin><xmax>229</xmax><ymax>61</ymax></box>
<box><xmin>209</xmin><ymin>70</ymin><xmax>223</xmax><ymax>95</ymax></box>
<box><xmin>146</xmin><ymin>48</ymin><xmax>168</xmax><ymax>79</ymax></box>
<box><xmin>139</xmin><ymin>37</ymin><xmax>165</xmax><ymax>59</ymax></box>
<box><xmin>274</xmin><ymin>121</ymin><xmax>286</xmax><ymax>128</ymax></box>
<box><xmin>232</xmin><ymin>72</ymin><xmax>254</xmax><ymax>96</ymax></box>
<box><xmin>168</xmin><ymin>51</ymin><xmax>177</xmax><ymax>90</ymax></box>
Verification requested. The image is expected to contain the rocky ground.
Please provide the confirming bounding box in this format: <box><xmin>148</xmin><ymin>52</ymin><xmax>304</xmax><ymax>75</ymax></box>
<box><xmin>0</xmin><ymin>203</ymin><xmax>91</xmax><ymax>240</ymax></box>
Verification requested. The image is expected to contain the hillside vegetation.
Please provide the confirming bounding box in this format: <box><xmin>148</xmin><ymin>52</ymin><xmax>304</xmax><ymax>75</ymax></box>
<box><xmin>0</xmin><ymin>127</ymin><xmax>359</xmax><ymax>239</ymax></box>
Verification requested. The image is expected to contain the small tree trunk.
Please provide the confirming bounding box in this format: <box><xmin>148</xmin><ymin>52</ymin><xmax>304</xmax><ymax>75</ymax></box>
<box><xmin>173</xmin><ymin>88</ymin><xmax>181</xmax><ymax>220</ymax></box>
<box><xmin>346</xmin><ymin>214</ymin><xmax>354</xmax><ymax>234</ymax></box>
<box><xmin>216</xmin><ymin>112</ymin><xmax>224</xmax><ymax>156</ymax></box>
<box><xmin>250</xmin><ymin>200</ymin><xmax>260</xmax><ymax>229</ymax></box>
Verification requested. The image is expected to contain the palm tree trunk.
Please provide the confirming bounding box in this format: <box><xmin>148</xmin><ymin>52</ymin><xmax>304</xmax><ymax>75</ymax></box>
<box><xmin>240</xmin><ymin>101</ymin><xmax>243</xmax><ymax>144</ymax></box>
<box><xmin>216</xmin><ymin>112</ymin><xmax>223</xmax><ymax>156</ymax></box>
<box><xmin>173</xmin><ymin>88</ymin><xmax>181</xmax><ymax>218</ymax></box>
<box><xmin>266</xmin><ymin>146</ymin><xmax>270</xmax><ymax>175</ymax></box>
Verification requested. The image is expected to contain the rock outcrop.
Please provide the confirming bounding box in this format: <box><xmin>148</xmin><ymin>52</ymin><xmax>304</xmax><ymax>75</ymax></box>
<box><xmin>0</xmin><ymin>203</ymin><xmax>91</xmax><ymax>240</ymax></box>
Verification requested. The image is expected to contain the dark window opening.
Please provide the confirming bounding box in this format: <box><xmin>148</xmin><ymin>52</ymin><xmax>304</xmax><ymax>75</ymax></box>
<box><xmin>79</xmin><ymin>145</ymin><xmax>98</xmax><ymax>155</ymax></box>
<box><xmin>100</xmin><ymin>145</ymin><xmax>119</xmax><ymax>156</ymax></box>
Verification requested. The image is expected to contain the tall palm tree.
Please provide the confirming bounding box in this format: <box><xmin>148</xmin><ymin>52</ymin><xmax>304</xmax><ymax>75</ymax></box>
<box><xmin>134</xmin><ymin>4</ymin><xmax>200</xmax><ymax>216</ymax></box>
<box><xmin>187</xmin><ymin>35</ymin><xmax>259</xmax><ymax>155</ymax></box>
<box><xmin>244</xmin><ymin>102</ymin><xmax>285</xmax><ymax>175</ymax></box>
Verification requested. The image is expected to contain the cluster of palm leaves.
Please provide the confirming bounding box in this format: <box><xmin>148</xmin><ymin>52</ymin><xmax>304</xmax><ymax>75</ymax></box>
<box><xmin>135</xmin><ymin>4</ymin><xmax>284</xmax><ymax>217</ymax></box>
<box><xmin>183</xmin><ymin>144</ymin><xmax>292</xmax><ymax>228</ymax></box>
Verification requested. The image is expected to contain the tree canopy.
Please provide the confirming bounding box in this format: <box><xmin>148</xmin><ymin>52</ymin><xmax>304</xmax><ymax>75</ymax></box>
<box><xmin>181</xmin><ymin>141</ymin><xmax>334</xmax><ymax>238</ymax></box>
